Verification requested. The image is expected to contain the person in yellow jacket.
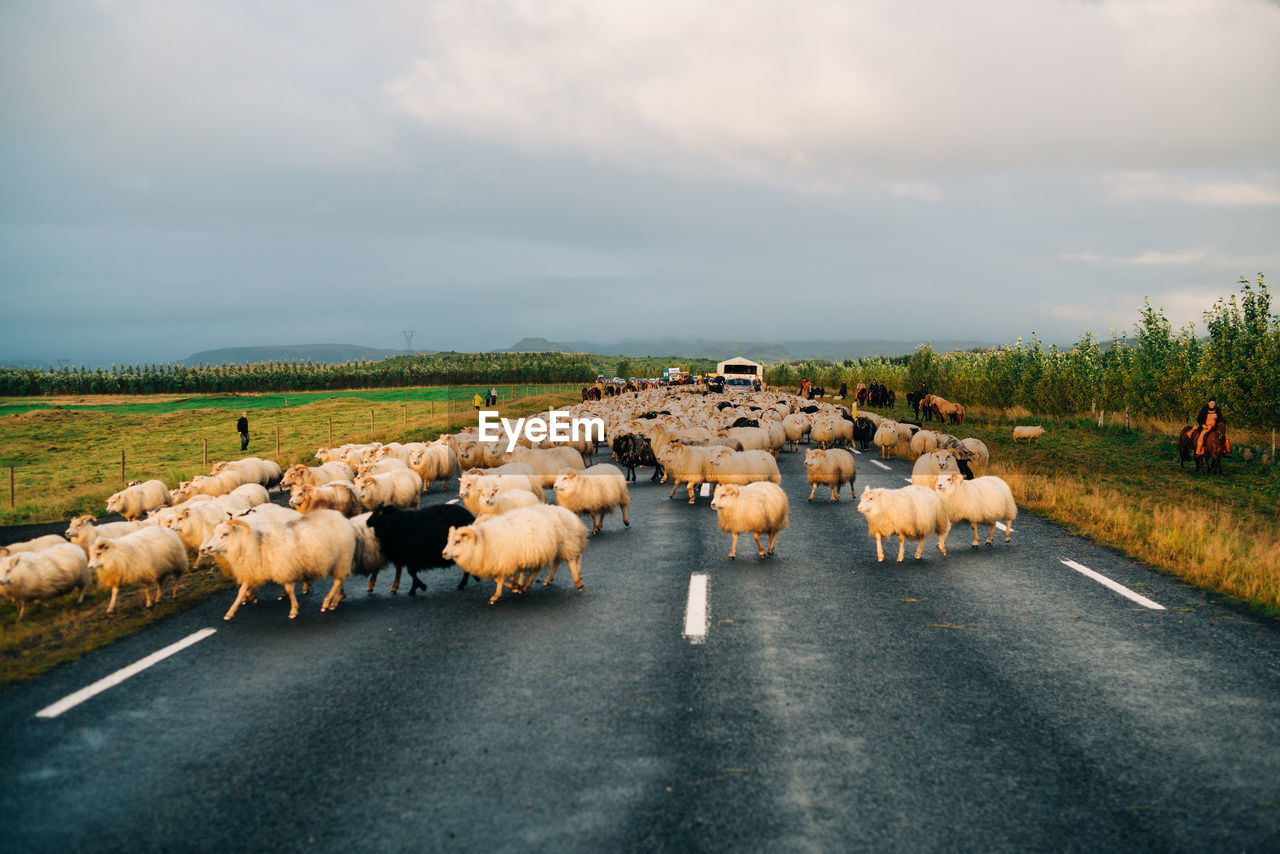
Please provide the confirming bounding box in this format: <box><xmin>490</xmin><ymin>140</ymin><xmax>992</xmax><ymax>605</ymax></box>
<box><xmin>473</xmin><ymin>392</ymin><xmax>484</xmax><ymax>412</ymax></box>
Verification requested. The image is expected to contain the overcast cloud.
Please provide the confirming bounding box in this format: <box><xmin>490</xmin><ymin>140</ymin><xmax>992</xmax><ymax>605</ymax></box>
<box><xmin>1</xmin><ymin>0</ymin><xmax>1278</xmax><ymax>365</ymax></box>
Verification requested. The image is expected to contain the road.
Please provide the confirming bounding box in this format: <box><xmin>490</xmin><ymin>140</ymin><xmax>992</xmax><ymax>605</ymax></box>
<box><xmin>2</xmin><ymin>443</ymin><xmax>1279</xmax><ymax>852</ymax></box>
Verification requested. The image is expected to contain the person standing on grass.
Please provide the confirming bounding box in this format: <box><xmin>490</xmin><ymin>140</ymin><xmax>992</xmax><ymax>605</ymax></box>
<box><xmin>473</xmin><ymin>392</ymin><xmax>484</xmax><ymax>412</ymax></box>
<box><xmin>236</xmin><ymin>411</ymin><xmax>249</xmax><ymax>452</ymax></box>
<box><xmin>489</xmin><ymin>386</ymin><xmax>498</xmax><ymax>407</ymax></box>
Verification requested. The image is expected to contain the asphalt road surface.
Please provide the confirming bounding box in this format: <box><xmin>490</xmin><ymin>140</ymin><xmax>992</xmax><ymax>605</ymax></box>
<box><xmin>2</xmin><ymin>444</ymin><xmax>1279</xmax><ymax>852</ymax></box>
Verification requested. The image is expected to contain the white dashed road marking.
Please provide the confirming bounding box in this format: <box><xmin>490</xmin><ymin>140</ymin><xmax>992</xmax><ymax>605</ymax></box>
<box><xmin>35</xmin><ymin>628</ymin><xmax>218</xmax><ymax>719</ymax></box>
<box><xmin>871</xmin><ymin>459</ymin><xmax>892</xmax><ymax>471</ymax></box>
<box><xmin>1060</xmin><ymin>559</ymin><xmax>1165</xmax><ymax>610</ymax></box>
<box><xmin>700</xmin><ymin>483</ymin><xmax>711</xmax><ymax>498</ymax></box>
<box><xmin>683</xmin><ymin>574</ymin><xmax>709</xmax><ymax>644</ymax></box>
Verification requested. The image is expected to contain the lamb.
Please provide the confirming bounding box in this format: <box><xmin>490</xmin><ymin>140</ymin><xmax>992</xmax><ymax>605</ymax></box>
<box><xmin>288</xmin><ymin>481</ymin><xmax>364</xmax><ymax>517</ymax></box>
<box><xmin>365</xmin><ymin>503</ymin><xmax>477</xmax><ymax>595</ymax></box>
<box><xmin>873</xmin><ymin>421</ymin><xmax>899</xmax><ymax>459</ymax></box>
<box><xmin>201</xmin><ymin>509</ymin><xmax>355</xmax><ymax>620</ymax></box>
<box><xmin>105</xmin><ymin>479</ymin><xmax>172</xmax><ymax>521</ymax></box>
<box><xmin>65</xmin><ymin>515</ymin><xmax>144</xmax><ymax>554</ymax></box>
<box><xmin>0</xmin><ymin>543</ymin><xmax>91</xmax><ymax>619</ymax></box>
<box><xmin>211</xmin><ymin>457</ymin><xmax>283</xmax><ymax>490</ymax></box>
<box><xmin>706</xmin><ymin>449</ymin><xmax>782</xmax><ymax>486</ymax></box>
<box><xmin>478</xmin><ymin>487</ymin><xmax>542</xmax><ymax>517</ymax></box>
<box><xmin>88</xmin><ymin>527</ymin><xmax>189</xmax><ymax>613</ymax></box>
<box><xmin>0</xmin><ymin>534</ymin><xmax>69</xmax><ymax>557</ymax></box>
<box><xmin>553</xmin><ymin>464</ymin><xmax>631</xmax><ymax>534</ymax></box>
<box><xmin>709</xmin><ymin>482</ymin><xmax>789</xmax><ymax>559</ymax></box>
<box><xmin>442</xmin><ymin>504</ymin><xmax>588</xmax><ymax>604</ymax></box>
<box><xmin>803</xmin><ymin>448</ymin><xmax>857</xmax><ymax>502</ymax></box>
<box><xmin>280</xmin><ymin>461</ymin><xmax>355</xmax><ymax>491</ymax></box>
<box><xmin>934</xmin><ymin>471</ymin><xmax>1017</xmax><ymax>547</ymax></box>
<box><xmin>407</xmin><ymin>444</ymin><xmax>459</xmax><ymax>492</ymax></box>
<box><xmin>910</xmin><ymin>450</ymin><xmax>962</xmax><ymax>488</ymax></box>
<box><xmin>1012</xmin><ymin>425</ymin><xmax>1045</xmax><ymax>444</ymax></box>
<box><xmin>856</xmin><ymin>485</ymin><xmax>951</xmax><ymax>562</ymax></box>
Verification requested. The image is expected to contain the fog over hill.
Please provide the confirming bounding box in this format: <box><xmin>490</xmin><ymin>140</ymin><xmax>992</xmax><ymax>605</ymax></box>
<box><xmin>504</xmin><ymin>337</ymin><xmax>996</xmax><ymax>363</ymax></box>
<box><xmin>180</xmin><ymin>343</ymin><xmax>421</xmax><ymax>366</ymax></box>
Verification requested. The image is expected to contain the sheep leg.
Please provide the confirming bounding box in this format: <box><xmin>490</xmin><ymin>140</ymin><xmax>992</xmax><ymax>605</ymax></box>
<box><xmin>106</xmin><ymin>586</ymin><xmax>120</xmax><ymax>614</ymax></box>
<box><xmin>971</xmin><ymin>522</ymin><xmax>981</xmax><ymax>548</ymax></box>
<box><xmin>752</xmin><ymin>531</ymin><xmax>765</xmax><ymax>557</ymax></box>
<box><xmin>390</xmin><ymin>567</ymin><xmax>402</xmax><ymax>595</ymax></box>
<box><xmin>488</xmin><ymin>578</ymin><xmax>505</xmax><ymax>605</ymax></box>
<box><xmin>569</xmin><ymin>557</ymin><xmax>583</xmax><ymax>591</ymax></box>
<box><xmin>669</xmin><ymin>480</ymin><xmax>679</xmax><ymax>499</ymax></box>
<box><xmin>808</xmin><ymin>483</ymin><xmax>817</xmax><ymax>502</ymax></box>
<box><xmin>542</xmin><ymin>563</ymin><xmax>559</xmax><ymax>586</ymax></box>
<box><xmin>171</xmin><ymin>574</ymin><xmax>181</xmax><ymax>599</ymax></box>
<box><xmin>687</xmin><ymin>481</ymin><xmax>697</xmax><ymax>504</ymax></box>
<box><xmin>367</xmin><ymin>568</ymin><xmax>379</xmax><ymax>593</ymax></box>
<box><xmin>728</xmin><ymin>532</ymin><xmax>739</xmax><ymax>560</ymax></box>
<box><xmin>407</xmin><ymin>569</ymin><xmax>424</xmax><ymax>596</ymax></box>
<box><xmin>621</xmin><ymin>504</ymin><xmax>629</xmax><ymax>527</ymax></box>
<box><xmin>830</xmin><ymin>484</ymin><xmax>838</xmax><ymax>502</ymax></box>
<box><xmin>591</xmin><ymin>513</ymin><xmax>603</xmax><ymax>534</ymax></box>
<box><xmin>284</xmin><ymin>583</ymin><xmax>301</xmax><ymax>618</ymax></box>
<box><xmin>1003</xmin><ymin>521</ymin><xmax>1012</xmax><ymax>543</ymax></box>
<box><xmin>223</xmin><ymin>584</ymin><xmax>252</xmax><ymax>620</ymax></box>
<box><xmin>456</xmin><ymin>572</ymin><xmax>472</xmax><ymax>590</ymax></box>
<box><xmin>938</xmin><ymin>530</ymin><xmax>948</xmax><ymax>556</ymax></box>
<box><xmin>321</xmin><ymin>579</ymin><xmax>344</xmax><ymax>611</ymax></box>
<box><xmin>897</xmin><ymin>535</ymin><xmax>906</xmax><ymax>562</ymax></box>
<box><xmin>874</xmin><ymin>534</ymin><xmax>885</xmax><ymax>562</ymax></box>
<box><xmin>767</xmin><ymin>531</ymin><xmax>779</xmax><ymax>555</ymax></box>
<box><xmin>914</xmin><ymin>537</ymin><xmax>925</xmax><ymax>559</ymax></box>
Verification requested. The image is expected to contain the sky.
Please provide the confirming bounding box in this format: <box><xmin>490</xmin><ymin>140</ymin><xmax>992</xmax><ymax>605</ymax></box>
<box><xmin>1</xmin><ymin>0</ymin><xmax>1278</xmax><ymax>366</ymax></box>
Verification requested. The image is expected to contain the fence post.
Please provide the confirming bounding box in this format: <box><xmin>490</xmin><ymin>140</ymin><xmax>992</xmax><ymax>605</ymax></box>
<box><xmin>203</xmin><ymin>438</ymin><xmax>207</xmax><ymax>468</ymax></box>
<box><xmin>9</xmin><ymin>466</ymin><xmax>13</xmax><ymax>509</ymax></box>
<box><xmin>276</xmin><ymin>425</ymin><xmax>281</xmax><ymax>457</ymax></box>
<box><xmin>403</xmin><ymin>403</ymin><xmax>407</xmax><ymax>425</ymax></box>
<box><xmin>121</xmin><ymin>449</ymin><xmax>126</xmax><ymax>483</ymax></box>
<box><xmin>370</xmin><ymin>410</ymin><xmax>374</xmax><ymax>433</ymax></box>
<box><xmin>285</xmin><ymin>395</ymin><xmax>288</xmax><ymax>408</ymax></box>
<box><xmin>329</xmin><ymin>418</ymin><xmax>333</xmax><ymax>447</ymax></box>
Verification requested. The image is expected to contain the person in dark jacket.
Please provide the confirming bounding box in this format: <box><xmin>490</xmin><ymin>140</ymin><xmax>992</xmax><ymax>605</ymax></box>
<box><xmin>838</xmin><ymin>381</ymin><xmax>848</xmax><ymax>399</ymax></box>
<box><xmin>1194</xmin><ymin>399</ymin><xmax>1227</xmax><ymax>455</ymax></box>
<box><xmin>236</xmin><ymin>411</ymin><xmax>249</xmax><ymax>451</ymax></box>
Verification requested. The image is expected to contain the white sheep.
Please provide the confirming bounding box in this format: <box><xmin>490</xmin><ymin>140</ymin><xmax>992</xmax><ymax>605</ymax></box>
<box><xmin>171</xmin><ymin>470</ymin><xmax>244</xmax><ymax>502</ymax></box>
<box><xmin>442</xmin><ymin>504</ymin><xmax>588</xmax><ymax>604</ymax></box>
<box><xmin>803</xmin><ymin>448</ymin><xmax>857</xmax><ymax>502</ymax></box>
<box><xmin>105</xmin><ymin>479</ymin><xmax>172</xmax><ymax>521</ymax></box>
<box><xmin>458</xmin><ymin>464</ymin><xmax>545</xmax><ymax>515</ymax></box>
<box><xmin>227</xmin><ymin>482</ymin><xmax>270</xmax><ymax>507</ymax></box>
<box><xmin>201</xmin><ymin>509</ymin><xmax>355</xmax><ymax>620</ymax></box>
<box><xmin>478</xmin><ymin>487</ymin><xmax>541</xmax><ymax>517</ymax></box>
<box><xmin>856</xmin><ymin>484</ymin><xmax>951</xmax><ymax>562</ymax></box>
<box><xmin>0</xmin><ymin>533</ymin><xmax>69</xmax><ymax>557</ymax></box>
<box><xmin>910</xmin><ymin>450</ymin><xmax>961</xmax><ymax>488</ymax></box>
<box><xmin>909</xmin><ymin>430</ymin><xmax>939</xmax><ymax>457</ymax></box>
<box><xmin>655</xmin><ymin>443</ymin><xmax>719</xmax><ymax>503</ymax></box>
<box><xmin>873</xmin><ymin>421</ymin><xmax>899</xmax><ymax>459</ymax></box>
<box><xmin>349</xmin><ymin>511</ymin><xmax>389</xmax><ymax>590</ymax></box>
<box><xmin>65</xmin><ymin>515</ymin><xmax>144</xmax><ymax>555</ymax></box>
<box><xmin>553</xmin><ymin>463</ymin><xmax>631</xmax><ymax>534</ymax></box>
<box><xmin>935</xmin><ymin>472</ymin><xmax>1017</xmax><ymax>547</ymax></box>
<box><xmin>289</xmin><ymin>482</ymin><xmax>364</xmax><ymax>517</ymax></box>
<box><xmin>782</xmin><ymin>413</ymin><xmax>810</xmax><ymax>451</ymax></box>
<box><xmin>959</xmin><ymin>438</ymin><xmax>990</xmax><ymax>469</ymax></box>
<box><xmin>710</xmin><ymin>482</ymin><xmax>789</xmax><ymax>559</ymax></box>
<box><xmin>0</xmin><ymin>543</ymin><xmax>91</xmax><ymax>619</ymax></box>
<box><xmin>211</xmin><ymin>457</ymin><xmax>282</xmax><ymax>490</ymax></box>
<box><xmin>407</xmin><ymin>444</ymin><xmax>459</xmax><ymax>493</ymax></box>
<box><xmin>505</xmin><ymin>445</ymin><xmax>585</xmax><ymax>487</ymax></box>
<box><xmin>809</xmin><ymin>418</ymin><xmax>838</xmax><ymax>450</ymax></box>
<box><xmin>706</xmin><ymin>449</ymin><xmax>782</xmax><ymax>486</ymax></box>
<box><xmin>356</xmin><ymin>457</ymin><xmax>411</xmax><ymax>478</ymax></box>
<box><xmin>88</xmin><ymin>527</ymin><xmax>189</xmax><ymax>614</ymax></box>
<box><xmin>1012</xmin><ymin>425</ymin><xmax>1045</xmax><ymax>444</ymax></box>
<box><xmin>281</xmin><ymin>461</ymin><xmax>355</xmax><ymax>491</ymax></box>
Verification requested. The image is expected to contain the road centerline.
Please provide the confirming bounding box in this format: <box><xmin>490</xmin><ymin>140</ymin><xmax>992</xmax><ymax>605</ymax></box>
<box><xmin>1060</xmin><ymin>559</ymin><xmax>1165</xmax><ymax>610</ymax></box>
<box><xmin>35</xmin><ymin>628</ymin><xmax>218</xmax><ymax>719</ymax></box>
<box><xmin>683</xmin><ymin>573</ymin><xmax>709</xmax><ymax>644</ymax></box>
<box><xmin>871</xmin><ymin>459</ymin><xmax>892</xmax><ymax>471</ymax></box>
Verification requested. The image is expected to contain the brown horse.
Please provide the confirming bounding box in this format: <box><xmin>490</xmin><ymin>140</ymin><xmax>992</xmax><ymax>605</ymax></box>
<box><xmin>1178</xmin><ymin>422</ymin><xmax>1228</xmax><ymax>474</ymax></box>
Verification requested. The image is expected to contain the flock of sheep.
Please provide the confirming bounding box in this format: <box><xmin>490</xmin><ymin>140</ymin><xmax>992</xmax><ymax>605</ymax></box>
<box><xmin>0</xmin><ymin>387</ymin><xmax>1046</xmax><ymax>621</ymax></box>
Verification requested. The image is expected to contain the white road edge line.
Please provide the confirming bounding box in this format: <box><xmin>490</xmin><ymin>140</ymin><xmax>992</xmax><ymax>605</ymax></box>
<box><xmin>700</xmin><ymin>483</ymin><xmax>711</xmax><ymax>498</ymax></box>
<box><xmin>683</xmin><ymin>573</ymin><xmax>709</xmax><ymax>644</ymax></box>
<box><xmin>871</xmin><ymin>459</ymin><xmax>892</xmax><ymax>471</ymax></box>
<box><xmin>852</xmin><ymin>449</ymin><xmax>862</xmax><ymax>455</ymax></box>
<box><xmin>1060</xmin><ymin>559</ymin><xmax>1165</xmax><ymax>611</ymax></box>
<box><xmin>35</xmin><ymin>628</ymin><xmax>218</xmax><ymax>720</ymax></box>
<box><xmin>446</xmin><ymin>498</ymin><xmax>459</xmax><ymax>504</ymax></box>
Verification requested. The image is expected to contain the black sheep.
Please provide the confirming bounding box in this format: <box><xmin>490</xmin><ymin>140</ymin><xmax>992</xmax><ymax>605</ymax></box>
<box><xmin>612</xmin><ymin>433</ymin><xmax>664</xmax><ymax>483</ymax></box>
<box><xmin>730</xmin><ymin>417</ymin><xmax>760</xmax><ymax>428</ymax></box>
<box><xmin>852</xmin><ymin>417</ymin><xmax>876</xmax><ymax>452</ymax></box>
<box><xmin>366</xmin><ymin>503</ymin><xmax>476</xmax><ymax>595</ymax></box>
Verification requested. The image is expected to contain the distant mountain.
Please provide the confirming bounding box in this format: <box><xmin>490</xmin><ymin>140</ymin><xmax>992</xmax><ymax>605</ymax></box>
<box><xmin>181</xmin><ymin>343</ymin><xmax>429</xmax><ymax>366</ymax></box>
<box><xmin>504</xmin><ymin>337</ymin><xmax>997</xmax><ymax>364</ymax></box>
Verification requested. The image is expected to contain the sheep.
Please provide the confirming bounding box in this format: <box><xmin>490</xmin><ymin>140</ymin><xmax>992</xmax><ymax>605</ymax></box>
<box><xmin>873</xmin><ymin>421</ymin><xmax>899</xmax><ymax>459</ymax></box>
<box><xmin>349</xmin><ymin>512</ymin><xmax>388</xmax><ymax>583</ymax></box>
<box><xmin>724</xmin><ymin>426</ymin><xmax>771</xmax><ymax>454</ymax></box>
<box><xmin>458</xmin><ymin>464</ymin><xmax>545</xmax><ymax>515</ymax></box>
<box><xmin>442</xmin><ymin>504</ymin><xmax>588</xmax><ymax>605</ymax></box>
<box><xmin>280</xmin><ymin>461</ymin><xmax>355</xmax><ymax>491</ymax></box>
<box><xmin>407</xmin><ymin>444</ymin><xmax>459</xmax><ymax>492</ymax></box>
<box><xmin>356</xmin><ymin>457</ymin><xmax>411</xmax><ymax>478</ymax></box>
<box><xmin>910</xmin><ymin>430</ymin><xmax>940</xmax><ymax>457</ymax></box>
<box><xmin>289</xmin><ymin>481</ymin><xmax>364</xmax><ymax>517</ymax></box>
<box><xmin>910</xmin><ymin>450</ymin><xmax>962</xmax><ymax>488</ymax></box>
<box><xmin>211</xmin><ymin>457</ymin><xmax>283</xmax><ymax>490</ymax></box>
<box><xmin>171</xmin><ymin>470</ymin><xmax>244</xmax><ymax>502</ymax></box>
<box><xmin>478</xmin><ymin>487</ymin><xmax>542</xmax><ymax>517</ymax></box>
<box><xmin>706</xmin><ymin>449</ymin><xmax>782</xmax><ymax>486</ymax></box>
<box><xmin>88</xmin><ymin>527</ymin><xmax>189</xmax><ymax>613</ymax></box>
<box><xmin>1012</xmin><ymin>425</ymin><xmax>1045</xmax><ymax>444</ymax></box>
<box><xmin>65</xmin><ymin>515</ymin><xmax>143</xmax><ymax>555</ymax></box>
<box><xmin>0</xmin><ymin>534</ymin><xmax>69</xmax><ymax>557</ymax></box>
<box><xmin>935</xmin><ymin>471</ymin><xmax>1017</xmax><ymax>547</ymax></box>
<box><xmin>105</xmin><ymin>479</ymin><xmax>172</xmax><ymax>521</ymax></box>
<box><xmin>781</xmin><ymin>413</ymin><xmax>810</xmax><ymax>451</ymax></box>
<box><xmin>959</xmin><ymin>438</ymin><xmax>990</xmax><ymax>469</ymax></box>
<box><xmin>803</xmin><ymin>448</ymin><xmax>857</xmax><ymax>502</ymax></box>
<box><xmin>553</xmin><ymin>464</ymin><xmax>631</xmax><ymax>534</ymax></box>
<box><xmin>505</xmin><ymin>445</ymin><xmax>586</xmax><ymax>487</ymax></box>
<box><xmin>851</xmin><ymin>416</ymin><xmax>876</xmax><ymax>452</ymax></box>
<box><xmin>0</xmin><ymin>543</ymin><xmax>91</xmax><ymax>619</ymax></box>
<box><xmin>227</xmin><ymin>482</ymin><xmax>270</xmax><ymax>508</ymax></box>
<box><xmin>611</xmin><ymin>433</ymin><xmax>663</xmax><ymax>483</ymax></box>
<box><xmin>709</xmin><ymin>482</ymin><xmax>789</xmax><ymax>559</ymax></box>
<box><xmin>856</xmin><ymin>485</ymin><xmax>951</xmax><ymax>562</ymax></box>
<box><xmin>161</xmin><ymin>500</ymin><xmax>237</xmax><ymax>557</ymax></box>
<box><xmin>655</xmin><ymin>443</ymin><xmax>720</xmax><ymax>503</ymax></box>
<box><xmin>809</xmin><ymin>418</ymin><xmax>838</xmax><ymax>450</ymax></box>
<box><xmin>201</xmin><ymin>509</ymin><xmax>355</xmax><ymax>620</ymax></box>
<box><xmin>365</xmin><ymin>503</ymin><xmax>477</xmax><ymax>595</ymax></box>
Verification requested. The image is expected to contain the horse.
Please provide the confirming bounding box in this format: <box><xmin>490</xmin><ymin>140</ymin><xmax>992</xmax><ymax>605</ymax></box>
<box><xmin>1179</xmin><ymin>421</ymin><xmax>1228</xmax><ymax>474</ymax></box>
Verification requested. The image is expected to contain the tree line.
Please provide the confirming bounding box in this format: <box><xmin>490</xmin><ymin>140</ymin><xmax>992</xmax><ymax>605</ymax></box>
<box><xmin>765</xmin><ymin>275</ymin><xmax>1279</xmax><ymax>431</ymax></box>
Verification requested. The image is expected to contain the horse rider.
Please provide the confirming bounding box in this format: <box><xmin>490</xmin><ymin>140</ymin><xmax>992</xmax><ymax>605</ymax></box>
<box><xmin>1194</xmin><ymin>398</ymin><xmax>1227</xmax><ymax>456</ymax></box>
